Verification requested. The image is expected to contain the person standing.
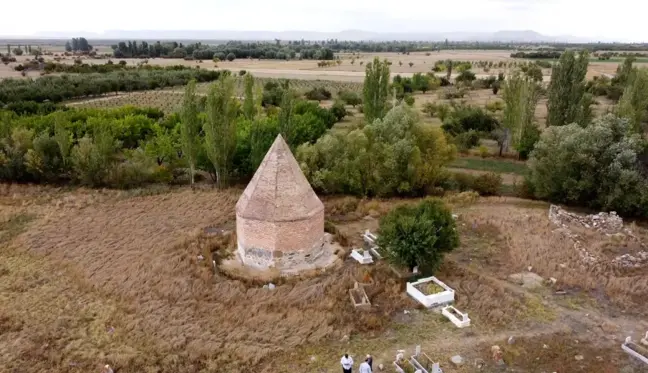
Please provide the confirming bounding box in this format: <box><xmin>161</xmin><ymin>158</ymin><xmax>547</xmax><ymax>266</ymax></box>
<box><xmin>341</xmin><ymin>353</ymin><xmax>354</xmax><ymax>373</ymax></box>
<box><xmin>366</xmin><ymin>354</ymin><xmax>373</xmax><ymax>370</ymax></box>
<box><xmin>359</xmin><ymin>357</ymin><xmax>372</xmax><ymax>373</ymax></box>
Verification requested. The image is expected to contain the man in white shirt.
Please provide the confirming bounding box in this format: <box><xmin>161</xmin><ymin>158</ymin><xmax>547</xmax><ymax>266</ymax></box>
<box><xmin>359</xmin><ymin>358</ymin><xmax>372</xmax><ymax>373</ymax></box>
<box><xmin>341</xmin><ymin>353</ymin><xmax>353</xmax><ymax>373</ymax></box>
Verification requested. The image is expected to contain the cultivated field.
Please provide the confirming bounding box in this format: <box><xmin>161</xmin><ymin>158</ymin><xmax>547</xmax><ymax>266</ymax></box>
<box><xmin>1</xmin><ymin>184</ymin><xmax>647</xmax><ymax>372</ymax></box>
<box><xmin>3</xmin><ymin>49</ymin><xmax>648</xmax><ymax>81</ymax></box>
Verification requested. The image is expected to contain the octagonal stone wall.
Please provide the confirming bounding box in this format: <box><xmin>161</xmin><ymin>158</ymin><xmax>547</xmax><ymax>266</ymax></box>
<box><xmin>236</xmin><ymin>210</ymin><xmax>325</xmax><ymax>269</ymax></box>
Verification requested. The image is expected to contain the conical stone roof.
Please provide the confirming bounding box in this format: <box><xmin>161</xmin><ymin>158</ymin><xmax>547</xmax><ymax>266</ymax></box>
<box><xmin>236</xmin><ymin>134</ymin><xmax>324</xmax><ymax>222</ymax></box>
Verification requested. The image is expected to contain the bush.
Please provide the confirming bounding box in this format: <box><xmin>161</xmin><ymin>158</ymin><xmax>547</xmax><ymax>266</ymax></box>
<box><xmin>376</xmin><ymin>198</ymin><xmax>459</xmax><ymax>273</ymax></box>
<box><xmin>226</xmin><ymin>53</ymin><xmax>236</xmax><ymax>61</ymax></box>
<box><xmin>305</xmin><ymin>87</ymin><xmax>332</xmax><ymax>101</ymax></box>
<box><xmin>454</xmin><ymin>130</ymin><xmax>480</xmax><ymax>152</ymax></box>
<box><xmin>442</xmin><ymin>106</ymin><xmax>500</xmax><ymax>136</ymax></box>
<box><xmin>403</xmin><ymin>94</ymin><xmax>415</xmax><ymax>106</ymax></box>
<box><xmin>528</xmin><ymin>114</ymin><xmax>648</xmax><ymax>216</ymax></box>
<box><xmin>472</xmin><ymin>172</ymin><xmax>502</xmax><ymax>196</ymax></box>
<box><xmin>329</xmin><ymin>101</ymin><xmax>347</xmax><ymax>122</ymax></box>
<box><xmin>339</xmin><ymin>90</ymin><xmax>362</xmax><ymax>107</ymax></box>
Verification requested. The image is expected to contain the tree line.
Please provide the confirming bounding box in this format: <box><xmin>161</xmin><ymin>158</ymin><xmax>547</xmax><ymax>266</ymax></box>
<box><xmin>0</xmin><ymin>68</ymin><xmax>222</xmax><ymax>105</ymax></box>
<box><xmin>109</xmin><ymin>40</ymin><xmax>335</xmax><ymax>60</ymax></box>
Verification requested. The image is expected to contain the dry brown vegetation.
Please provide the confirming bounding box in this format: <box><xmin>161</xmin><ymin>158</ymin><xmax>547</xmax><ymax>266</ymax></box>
<box><xmin>1</xmin><ymin>187</ymin><xmax>648</xmax><ymax>372</ymax></box>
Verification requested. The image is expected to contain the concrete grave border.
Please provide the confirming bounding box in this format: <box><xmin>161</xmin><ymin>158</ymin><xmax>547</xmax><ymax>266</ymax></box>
<box><xmin>411</xmin><ymin>351</ymin><xmax>442</xmax><ymax>373</ymax></box>
<box><xmin>407</xmin><ymin>276</ymin><xmax>455</xmax><ymax>308</ymax></box>
<box><xmin>622</xmin><ymin>336</ymin><xmax>648</xmax><ymax>365</ymax></box>
<box><xmin>350</xmin><ymin>248</ymin><xmax>374</xmax><ymax>264</ymax></box>
<box><xmin>349</xmin><ymin>281</ymin><xmax>371</xmax><ymax>310</ymax></box>
<box><xmin>363</xmin><ymin>230</ymin><xmax>384</xmax><ymax>260</ymax></box>
<box><xmin>442</xmin><ymin>305</ymin><xmax>471</xmax><ymax>328</ymax></box>
<box><xmin>393</xmin><ymin>357</ymin><xmax>420</xmax><ymax>373</ymax></box>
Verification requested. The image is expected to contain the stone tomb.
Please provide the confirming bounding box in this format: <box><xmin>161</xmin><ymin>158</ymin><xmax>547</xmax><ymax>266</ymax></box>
<box><xmin>235</xmin><ymin>134</ymin><xmax>337</xmax><ymax>275</ymax></box>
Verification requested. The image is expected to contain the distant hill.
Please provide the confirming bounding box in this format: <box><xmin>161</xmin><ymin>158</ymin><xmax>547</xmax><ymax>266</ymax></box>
<box><xmin>11</xmin><ymin>29</ymin><xmax>600</xmax><ymax>43</ymax></box>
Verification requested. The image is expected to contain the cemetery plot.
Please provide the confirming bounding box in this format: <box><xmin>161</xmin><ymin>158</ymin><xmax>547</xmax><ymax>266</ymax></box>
<box><xmin>407</xmin><ymin>276</ymin><xmax>455</xmax><ymax>308</ymax></box>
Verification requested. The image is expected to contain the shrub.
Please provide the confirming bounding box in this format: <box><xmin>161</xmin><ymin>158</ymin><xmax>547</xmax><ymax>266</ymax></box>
<box><xmin>238</xmin><ymin>70</ymin><xmax>246</xmax><ymax>76</ymax></box>
<box><xmin>338</xmin><ymin>90</ymin><xmax>362</xmax><ymax>107</ymax></box>
<box><xmin>454</xmin><ymin>130</ymin><xmax>480</xmax><ymax>152</ymax></box>
<box><xmin>376</xmin><ymin>198</ymin><xmax>459</xmax><ymax>273</ymax></box>
<box><xmin>329</xmin><ymin>101</ymin><xmax>347</xmax><ymax>122</ymax></box>
<box><xmin>70</xmin><ymin>132</ymin><xmax>121</xmax><ymax>187</ymax></box>
<box><xmin>305</xmin><ymin>87</ymin><xmax>332</xmax><ymax>101</ymax></box>
<box><xmin>226</xmin><ymin>53</ymin><xmax>236</xmax><ymax>61</ymax></box>
<box><xmin>442</xmin><ymin>106</ymin><xmax>500</xmax><ymax>136</ymax></box>
<box><xmin>403</xmin><ymin>94</ymin><xmax>415</xmax><ymax>106</ymax></box>
<box><xmin>472</xmin><ymin>172</ymin><xmax>502</xmax><ymax>196</ymax></box>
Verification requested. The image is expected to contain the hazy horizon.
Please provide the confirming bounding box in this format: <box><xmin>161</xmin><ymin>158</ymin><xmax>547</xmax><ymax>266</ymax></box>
<box><xmin>1</xmin><ymin>0</ymin><xmax>644</xmax><ymax>42</ymax></box>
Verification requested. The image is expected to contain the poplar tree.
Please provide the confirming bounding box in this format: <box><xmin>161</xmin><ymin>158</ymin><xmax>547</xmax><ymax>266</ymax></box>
<box><xmin>179</xmin><ymin>80</ymin><xmax>201</xmax><ymax>186</ymax></box>
<box><xmin>546</xmin><ymin>50</ymin><xmax>591</xmax><ymax>127</ymax></box>
<box><xmin>242</xmin><ymin>73</ymin><xmax>257</xmax><ymax>120</ymax></box>
<box><xmin>363</xmin><ymin>57</ymin><xmax>391</xmax><ymax>123</ymax></box>
<box><xmin>203</xmin><ymin>75</ymin><xmax>239</xmax><ymax>187</ymax></box>
<box><xmin>618</xmin><ymin>68</ymin><xmax>648</xmax><ymax>133</ymax></box>
<box><xmin>502</xmin><ymin>73</ymin><xmax>540</xmax><ymax>159</ymax></box>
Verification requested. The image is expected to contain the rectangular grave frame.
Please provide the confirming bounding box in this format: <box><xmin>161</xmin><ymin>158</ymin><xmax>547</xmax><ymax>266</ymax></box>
<box><xmin>442</xmin><ymin>305</ymin><xmax>471</xmax><ymax>328</ymax></box>
<box><xmin>622</xmin><ymin>337</ymin><xmax>648</xmax><ymax>365</ymax></box>
<box><xmin>393</xmin><ymin>357</ymin><xmax>420</xmax><ymax>373</ymax></box>
<box><xmin>349</xmin><ymin>281</ymin><xmax>371</xmax><ymax>310</ymax></box>
<box><xmin>363</xmin><ymin>230</ymin><xmax>385</xmax><ymax>260</ymax></box>
<box><xmin>407</xmin><ymin>276</ymin><xmax>455</xmax><ymax>308</ymax></box>
<box><xmin>350</xmin><ymin>248</ymin><xmax>374</xmax><ymax>264</ymax></box>
<box><xmin>411</xmin><ymin>352</ymin><xmax>442</xmax><ymax>373</ymax></box>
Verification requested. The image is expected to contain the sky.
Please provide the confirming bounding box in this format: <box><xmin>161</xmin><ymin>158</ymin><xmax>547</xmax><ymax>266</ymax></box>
<box><xmin>0</xmin><ymin>0</ymin><xmax>644</xmax><ymax>42</ymax></box>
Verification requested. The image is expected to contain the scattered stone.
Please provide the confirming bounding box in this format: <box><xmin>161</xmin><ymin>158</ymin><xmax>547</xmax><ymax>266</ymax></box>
<box><xmin>378</xmin><ymin>363</ymin><xmax>384</xmax><ymax>370</ymax></box>
<box><xmin>106</xmin><ymin>326</ymin><xmax>115</xmax><ymax>334</ymax></box>
<box><xmin>404</xmin><ymin>310</ymin><xmax>410</xmax><ymax>314</ymax></box>
<box><xmin>596</xmin><ymin>356</ymin><xmax>604</xmax><ymax>361</ymax></box>
<box><xmin>474</xmin><ymin>358</ymin><xmax>485</xmax><ymax>369</ymax></box>
<box><xmin>310</xmin><ymin>356</ymin><xmax>317</xmax><ymax>362</ymax></box>
<box><xmin>450</xmin><ymin>355</ymin><xmax>464</xmax><ymax>366</ymax></box>
<box><xmin>340</xmin><ymin>335</ymin><xmax>349</xmax><ymax>342</ymax></box>
<box><xmin>268</xmin><ymin>283</ymin><xmax>276</xmax><ymax>290</ymax></box>
<box><xmin>507</xmin><ymin>336</ymin><xmax>515</xmax><ymax>345</ymax></box>
<box><xmin>641</xmin><ymin>331</ymin><xmax>648</xmax><ymax>346</ymax></box>
<box><xmin>197</xmin><ymin>255</ymin><xmax>204</xmax><ymax>261</ymax></box>
<box><xmin>508</xmin><ymin>272</ymin><xmax>544</xmax><ymax>289</ymax></box>
<box><xmin>575</xmin><ymin>355</ymin><xmax>584</xmax><ymax>361</ymax></box>
<box><xmin>543</xmin><ymin>344</ymin><xmax>549</xmax><ymax>349</ymax></box>
<box><xmin>549</xmin><ymin>277</ymin><xmax>557</xmax><ymax>285</ymax></box>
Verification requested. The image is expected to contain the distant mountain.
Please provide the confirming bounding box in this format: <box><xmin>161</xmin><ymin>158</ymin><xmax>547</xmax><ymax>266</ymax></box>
<box><xmin>17</xmin><ymin>29</ymin><xmax>602</xmax><ymax>43</ymax></box>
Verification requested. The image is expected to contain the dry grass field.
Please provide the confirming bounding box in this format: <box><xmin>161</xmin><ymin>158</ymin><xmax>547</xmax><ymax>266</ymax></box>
<box><xmin>1</xmin><ymin>184</ymin><xmax>647</xmax><ymax>372</ymax></box>
<box><xmin>3</xmin><ymin>49</ymin><xmax>648</xmax><ymax>81</ymax></box>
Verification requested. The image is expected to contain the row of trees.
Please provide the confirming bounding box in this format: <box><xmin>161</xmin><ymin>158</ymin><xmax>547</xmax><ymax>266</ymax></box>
<box><xmin>0</xmin><ymin>68</ymin><xmax>222</xmax><ymax>105</ymax></box>
<box><xmin>109</xmin><ymin>40</ymin><xmax>335</xmax><ymax>60</ymax></box>
<box><xmin>64</xmin><ymin>38</ymin><xmax>93</xmax><ymax>53</ymax></box>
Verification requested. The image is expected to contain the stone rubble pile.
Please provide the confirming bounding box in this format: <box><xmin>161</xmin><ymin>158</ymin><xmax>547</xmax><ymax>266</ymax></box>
<box><xmin>548</xmin><ymin>205</ymin><xmax>647</xmax><ymax>268</ymax></box>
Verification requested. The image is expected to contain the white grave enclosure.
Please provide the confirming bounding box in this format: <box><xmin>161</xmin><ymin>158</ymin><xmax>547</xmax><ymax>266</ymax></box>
<box><xmin>350</xmin><ymin>248</ymin><xmax>374</xmax><ymax>264</ymax></box>
<box><xmin>411</xmin><ymin>352</ymin><xmax>442</xmax><ymax>373</ymax></box>
<box><xmin>349</xmin><ymin>282</ymin><xmax>371</xmax><ymax>310</ymax></box>
<box><xmin>393</xmin><ymin>357</ymin><xmax>420</xmax><ymax>373</ymax></box>
<box><xmin>407</xmin><ymin>276</ymin><xmax>455</xmax><ymax>308</ymax></box>
<box><xmin>363</xmin><ymin>230</ymin><xmax>384</xmax><ymax>260</ymax></box>
<box><xmin>442</xmin><ymin>305</ymin><xmax>471</xmax><ymax>328</ymax></box>
<box><xmin>622</xmin><ymin>336</ymin><xmax>648</xmax><ymax>365</ymax></box>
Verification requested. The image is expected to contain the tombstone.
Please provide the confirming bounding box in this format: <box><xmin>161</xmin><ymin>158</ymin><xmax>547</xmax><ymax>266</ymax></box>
<box><xmin>363</xmin><ymin>250</ymin><xmax>372</xmax><ymax>260</ymax></box>
<box><xmin>415</xmin><ymin>345</ymin><xmax>421</xmax><ymax>357</ymax></box>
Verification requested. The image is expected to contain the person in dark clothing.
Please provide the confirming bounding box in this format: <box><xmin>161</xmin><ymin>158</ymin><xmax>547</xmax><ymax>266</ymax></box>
<box><xmin>366</xmin><ymin>354</ymin><xmax>373</xmax><ymax>370</ymax></box>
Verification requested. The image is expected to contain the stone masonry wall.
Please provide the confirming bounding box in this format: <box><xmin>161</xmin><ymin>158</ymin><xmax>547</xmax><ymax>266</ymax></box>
<box><xmin>236</xmin><ymin>212</ymin><xmax>325</xmax><ymax>270</ymax></box>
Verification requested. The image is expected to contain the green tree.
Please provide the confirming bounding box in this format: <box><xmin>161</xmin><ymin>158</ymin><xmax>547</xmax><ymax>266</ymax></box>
<box><xmin>502</xmin><ymin>73</ymin><xmax>540</xmax><ymax>158</ymax></box>
<box><xmin>376</xmin><ymin>198</ymin><xmax>459</xmax><ymax>273</ymax></box>
<box><xmin>528</xmin><ymin>114</ymin><xmax>648</xmax><ymax>216</ymax></box>
<box><xmin>618</xmin><ymin>68</ymin><xmax>648</xmax><ymax>133</ymax></box>
<box><xmin>203</xmin><ymin>75</ymin><xmax>239</xmax><ymax>187</ymax></box>
<box><xmin>363</xmin><ymin>57</ymin><xmax>391</xmax><ymax>123</ymax></box>
<box><xmin>242</xmin><ymin>73</ymin><xmax>258</xmax><ymax>120</ymax></box>
<box><xmin>70</xmin><ymin>130</ymin><xmax>121</xmax><ymax>187</ymax></box>
<box><xmin>179</xmin><ymin>80</ymin><xmax>201</xmax><ymax>186</ymax></box>
<box><xmin>546</xmin><ymin>50</ymin><xmax>591</xmax><ymax>126</ymax></box>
